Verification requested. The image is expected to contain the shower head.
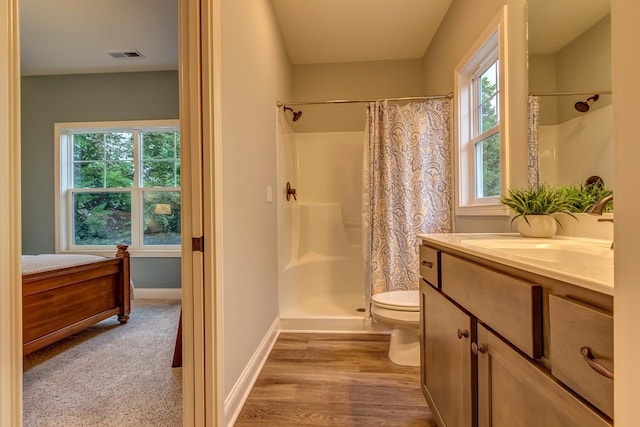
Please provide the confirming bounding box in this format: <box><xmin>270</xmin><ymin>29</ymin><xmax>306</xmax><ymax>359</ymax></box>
<box><xmin>574</xmin><ymin>94</ymin><xmax>600</xmax><ymax>113</ymax></box>
<box><xmin>283</xmin><ymin>106</ymin><xmax>303</xmax><ymax>122</ymax></box>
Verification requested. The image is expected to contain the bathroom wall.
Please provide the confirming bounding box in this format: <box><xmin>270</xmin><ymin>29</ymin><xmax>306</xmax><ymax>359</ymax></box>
<box><xmin>612</xmin><ymin>3</ymin><xmax>640</xmax><ymax>422</ymax></box>
<box><xmin>530</xmin><ymin>16</ymin><xmax>611</xmax><ymax>126</ymax></box>
<box><xmin>291</xmin><ymin>59</ymin><xmax>425</xmax><ymax>133</ymax></box>
<box><xmin>421</xmin><ymin>0</ymin><xmax>529</xmax><ymax>233</ymax></box>
<box><xmin>220</xmin><ymin>0</ymin><xmax>291</xmax><ymax>400</ymax></box>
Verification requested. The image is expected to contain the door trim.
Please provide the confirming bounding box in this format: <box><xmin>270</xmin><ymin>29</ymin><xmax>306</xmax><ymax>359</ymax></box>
<box><xmin>0</xmin><ymin>0</ymin><xmax>23</xmax><ymax>424</ymax></box>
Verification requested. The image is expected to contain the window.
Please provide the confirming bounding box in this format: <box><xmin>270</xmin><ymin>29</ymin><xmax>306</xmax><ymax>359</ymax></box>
<box><xmin>455</xmin><ymin>8</ymin><xmax>509</xmax><ymax>215</ymax></box>
<box><xmin>55</xmin><ymin>120</ymin><xmax>181</xmax><ymax>256</ymax></box>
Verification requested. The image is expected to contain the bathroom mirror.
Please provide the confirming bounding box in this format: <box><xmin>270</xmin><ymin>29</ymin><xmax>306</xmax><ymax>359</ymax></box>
<box><xmin>527</xmin><ymin>0</ymin><xmax>612</xmax><ymax>191</ymax></box>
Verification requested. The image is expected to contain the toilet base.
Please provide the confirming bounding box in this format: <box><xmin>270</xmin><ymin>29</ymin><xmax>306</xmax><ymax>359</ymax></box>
<box><xmin>388</xmin><ymin>328</ymin><xmax>420</xmax><ymax>367</ymax></box>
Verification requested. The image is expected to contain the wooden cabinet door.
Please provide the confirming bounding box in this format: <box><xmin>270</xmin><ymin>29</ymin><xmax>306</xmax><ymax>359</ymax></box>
<box><xmin>422</xmin><ymin>283</ymin><xmax>474</xmax><ymax>427</ymax></box>
<box><xmin>476</xmin><ymin>324</ymin><xmax>611</xmax><ymax>427</ymax></box>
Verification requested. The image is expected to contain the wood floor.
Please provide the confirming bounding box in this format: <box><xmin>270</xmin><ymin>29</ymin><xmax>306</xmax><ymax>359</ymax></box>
<box><xmin>235</xmin><ymin>333</ymin><xmax>437</xmax><ymax>426</ymax></box>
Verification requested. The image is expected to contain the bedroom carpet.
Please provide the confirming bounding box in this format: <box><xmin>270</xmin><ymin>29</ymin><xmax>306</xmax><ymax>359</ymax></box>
<box><xmin>23</xmin><ymin>299</ymin><xmax>182</xmax><ymax>427</ymax></box>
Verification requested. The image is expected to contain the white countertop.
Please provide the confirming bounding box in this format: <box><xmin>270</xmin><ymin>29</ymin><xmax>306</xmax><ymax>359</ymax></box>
<box><xmin>418</xmin><ymin>233</ymin><xmax>614</xmax><ymax>296</ymax></box>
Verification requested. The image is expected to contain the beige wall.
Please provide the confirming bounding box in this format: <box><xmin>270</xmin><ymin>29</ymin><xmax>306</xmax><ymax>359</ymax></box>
<box><xmin>612</xmin><ymin>1</ymin><xmax>640</xmax><ymax>424</ymax></box>
<box><xmin>422</xmin><ymin>0</ymin><xmax>528</xmax><ymax>233</ymax></box>
<box><xmin>220</xmin><ymin>0</ymin><xmax>291</xmax><ymax>398</ymax></box>
<box><xmin>528</xmin><ymin>53</ymin><xmax>558</xmax><ymax>124</ymax></box>
<box><xmin>530</xmin><ymin>15</ymin><xmax>611</xmax><ymax>126</ymax></box>
<box><xmin>289</xmin><ymin>59</ymin><xmax>424</xmax><ymax>133</ymax></box>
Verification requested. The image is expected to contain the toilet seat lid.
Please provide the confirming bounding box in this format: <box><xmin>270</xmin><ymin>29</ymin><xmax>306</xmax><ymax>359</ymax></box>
<box><xmin>371</xmin><ymin>290</ymin><xmax>419</xmax><ymax>312</ymax></box>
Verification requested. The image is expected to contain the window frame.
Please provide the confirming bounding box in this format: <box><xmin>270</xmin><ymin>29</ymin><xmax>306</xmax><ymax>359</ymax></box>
<box><xmin>454</xmin><ymin>8</ymin><xmax>510</xmax><ymax>216</ymax></box>
<box><xmin>55</xmin><ymin>119</ymin><xmax>181</xmax><ymax>257</ymax></box>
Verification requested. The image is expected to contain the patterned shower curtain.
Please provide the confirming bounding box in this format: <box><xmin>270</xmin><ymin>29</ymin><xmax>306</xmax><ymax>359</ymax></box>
<box><xmin>528</xmin><ymin>95</ymin><xmax>541</xmax><ymax>187</ymax></box>
<box><xmin>362</xmin><ymin>100</ymin><xmax>452</xmax><ymax>311</ymax></box>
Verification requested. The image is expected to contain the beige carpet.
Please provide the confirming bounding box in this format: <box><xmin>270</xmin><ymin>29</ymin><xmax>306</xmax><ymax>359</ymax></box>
<box><xmin>23</xmin><ymin>299</ymin><xmax>182</xmax><ymax>427</ymax></box>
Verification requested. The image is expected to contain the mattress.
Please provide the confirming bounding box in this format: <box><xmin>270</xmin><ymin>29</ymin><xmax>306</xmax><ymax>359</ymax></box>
<box><xmin>22</xmin><ymin>254</ymin><xmax>107</xmax><ymax>275</ymax></box>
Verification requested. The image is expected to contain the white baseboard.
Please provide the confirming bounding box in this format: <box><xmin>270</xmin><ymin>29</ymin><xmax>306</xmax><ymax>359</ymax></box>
<box><xmin>279</xmin><ymin>315</ymin><xmax>388</xmax><ymax>334</ymax></box>
<box><xmin>133</xmin><ymin>288</ymin><xmax>182</xmax><ymax>300</ymax></box>
<box><xmin>224</xmin><ymin>316</ymin><xmax>280</xmax><ymax>427</ymax></box>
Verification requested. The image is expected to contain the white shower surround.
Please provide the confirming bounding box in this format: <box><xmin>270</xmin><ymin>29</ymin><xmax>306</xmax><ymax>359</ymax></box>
<box><xmin>277</xmin><ymin>119</ymin><xmax>380</xmax><ymax>332</ymax></box>
<box><xmin>538</xmin><ymin>103</ymin><xmax>613</xmax><ymax>187</ymax></box>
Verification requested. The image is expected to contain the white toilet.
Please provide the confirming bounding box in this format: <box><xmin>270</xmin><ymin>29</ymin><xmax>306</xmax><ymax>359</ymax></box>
<box><xmin>371</xmin><ymin>290</ymin><xmax>420</xmax><ymax>367</ymax></box>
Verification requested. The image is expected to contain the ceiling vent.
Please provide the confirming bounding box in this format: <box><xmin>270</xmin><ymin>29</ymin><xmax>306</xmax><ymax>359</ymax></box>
<box><xmin>106</xmin><ymin>50</ymin><xmax>145</xmax><ymax>59</ymax></box>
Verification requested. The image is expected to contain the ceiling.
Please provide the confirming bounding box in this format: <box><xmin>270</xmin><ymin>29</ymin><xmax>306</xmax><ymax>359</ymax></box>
<box><xmin>20</xmin><ymin>0</ymin><xmax>179</xmax><ymax>76</ymax></box>
<box><xmin>528</xmin><ymin>0</ymin><xmax>610</xmax><ymax>54</ymax></box>
<box><xmin>270</xmin><ymin>0</ymin><xmax>453</xmax><ymax>64</ymax></box>
<box><xmin>19</xmin><ymin>0</ymin><xmax>610</xmax><ymax>76</ymax></box>
<box><xmin>20</xmin><ymin>0</ymin><xmax>452</xmax><ymax>75</ymax></box>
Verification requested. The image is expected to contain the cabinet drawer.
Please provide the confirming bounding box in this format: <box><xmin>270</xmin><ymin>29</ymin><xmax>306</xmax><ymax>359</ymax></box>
<box><xmin>419</xmin><ymin>244</ymin><xmax>440</xmax><ymax>288</ymax></box>
<box><xmin>549</xmin><ymin>295</ymin><xmax>613</xmax><ymax>418</ymax></box>
<box><xmin>441</xmin><ymin>253</ymin><xmax>542</xmax><ymax>358</ymax></box>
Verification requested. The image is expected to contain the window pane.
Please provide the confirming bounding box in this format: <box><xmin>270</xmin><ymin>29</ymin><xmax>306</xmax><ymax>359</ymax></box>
<box><xmin>142</xmin><ymin>131</ymin><xmax>178</xmax><ymax>159</ymax></box>
<box><xmin>73</xmin><ymin>192</ymin><xmax>132</xmax><ymax>245</ymax></box>
<box><xmin>143</xmin><ymin>160</ymin><xmax>177</xmax><ymax>187</ymax></box>
<box><xmin>478</xmin><ymin>60</ymin><xmax>499</xmax><ymax>134</ymax></box>
<box><xmin>142</xmin><ymin>131</ymin><xmax>179</xmax><ymax>187</ymax></box>
<box><xmin>106</xmin><ymin>161</ymin><xmax>134</xmax><ymax>187</ymax></box>
<box><xmin>143</xmin><ymin>191</ymin><xmax>181</xmax><ymax>245</ymax></box>
<box><xmin>105</xmin><ymin>132</ymin><xmax>133</xmax><ymax>160</ymax></box>
<box><xmin>475</xmin><ymin>133</ymin><xmax>500</xmax><ymax>198</ymax></box>
<box><xmin>480</xmin><ymin>95</ymin><xmax>499</xmax><ymax>132</ymax></box>
<box><xmin>73</xmin><ymin>133</ymin><xmax>104</xmax><ymax>161</ymax></box>
<box><xmin>480</xmin><ymin>61</ymin><xmax>498</xmax><ymax>102</ymax></box>
<box><xmin>73</xmin><ymin>162</ymin><xmax>104</xmax><ymax>188</ymax></box>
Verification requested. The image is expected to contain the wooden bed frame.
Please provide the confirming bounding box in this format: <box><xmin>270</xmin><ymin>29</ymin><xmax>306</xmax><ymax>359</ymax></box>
<box><xmin>22</xmin><ymin>244</ymin><xmax>131</xmax><ymax>356</ymax></box>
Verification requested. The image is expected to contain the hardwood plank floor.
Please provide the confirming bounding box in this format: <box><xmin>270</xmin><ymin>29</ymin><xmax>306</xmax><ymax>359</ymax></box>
<box><xmin>235</xmin><ymin>333</ymin><xmax>437</xmax><ymax>426</ymax></box>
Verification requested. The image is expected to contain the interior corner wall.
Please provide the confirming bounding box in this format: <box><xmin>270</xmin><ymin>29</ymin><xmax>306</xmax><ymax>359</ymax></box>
<box><xmin>220</xmin><ymin>0</ymin><xmax>291</xmax><ymax>398</ymax></box>
<box><xmin>554</xmin><ymin>15</ymin><xmax>611</xmax><ymax>123</ymax></box>
<box><xmin>20</xmin><ymin>70</ymin><xmax>181</xmax><ymax>288</ymax></box>
<box><xmin>290</xmin><ymin>59</ymin><xmax>425</xmax><ymax>133</ymax></box>
<box><xmin>421</xmin><ymin>0</ymin><xmax>529</xmax><ymax>233</ymax></box>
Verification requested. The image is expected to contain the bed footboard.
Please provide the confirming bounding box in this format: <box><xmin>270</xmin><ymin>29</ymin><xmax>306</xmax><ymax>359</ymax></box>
<box><xmin>22</xmin><ymin>245</ymin><xmax>131</xmax><ymax>356</ymax></box>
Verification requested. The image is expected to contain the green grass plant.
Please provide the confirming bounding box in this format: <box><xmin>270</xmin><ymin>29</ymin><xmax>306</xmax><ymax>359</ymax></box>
<box><xmin>500</xmin><ymin>183</ymin><xmax>578</xmax><ymax>225</ymax></box>
<box><xmin>562</xmin><ymin>182</ymin><xmax>613</xmax><ymax>213</ymax></box>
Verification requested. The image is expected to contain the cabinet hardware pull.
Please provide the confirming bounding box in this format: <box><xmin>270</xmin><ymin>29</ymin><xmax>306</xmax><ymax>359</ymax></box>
<box><xmin>457</xmin><ymin>328</ymin><xmax>469</xmax><ymax>339</ymax></box>
<box><xmin>471</xmin><ymin>342</ymin><xmax>487</xmax><ymax>355</ymax></box>
<box><xmin>580</xmin><ymin>346</ymin><xmax>613</xmax><ymax>379</ymax></box>
<box><xmin>421</xmin><ymin>261</ymin><xmax>433</xmax><ymax>268</ymax></box>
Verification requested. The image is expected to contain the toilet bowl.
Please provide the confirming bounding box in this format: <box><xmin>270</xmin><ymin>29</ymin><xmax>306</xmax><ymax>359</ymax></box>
<box><xmin>371</xmin><ymin>290</ymin><xmax>420</xmax><ymax>367</ymax></box>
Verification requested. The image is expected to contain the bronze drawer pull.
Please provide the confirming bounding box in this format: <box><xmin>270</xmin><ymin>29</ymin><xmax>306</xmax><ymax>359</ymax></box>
<box><xmin>471</xmin><ymin>342</ymin><xmax>487</xmax><ymax>355</ymax></box>
<box><xmin>457</xmin><ymin>328</ymin><xmax>469</xmax><ymax>339</ymax></box>
<box><xmin>580</xmin><ymin>346</ymin><xmax>613</xmax><ymax>379</ymax></box>
<box><xmin>421</xmin><ymin>260</ymin><xmax>433</xmax><ymax>268</ymax></box>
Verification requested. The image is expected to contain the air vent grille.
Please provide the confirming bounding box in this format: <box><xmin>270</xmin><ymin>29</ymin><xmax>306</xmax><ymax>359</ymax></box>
<box><xmin>107</xmin><ymin>50</ymin><xmax>145</xmax><ymax>59</ymax></box>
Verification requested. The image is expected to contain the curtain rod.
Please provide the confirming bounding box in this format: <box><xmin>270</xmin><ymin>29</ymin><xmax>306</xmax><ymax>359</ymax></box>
<box><xmin>529</xmin><ymin>90</ymin><xmax>612</xmax><ymax>97</ymax></box>
<box><xmin>276</xmin><ymin>93</ymin><xmax>453</xmax><ymax>107</ymax></box>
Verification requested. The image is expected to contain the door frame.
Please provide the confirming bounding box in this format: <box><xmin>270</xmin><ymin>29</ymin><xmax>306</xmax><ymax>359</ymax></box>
<box><xmin>0</xmin><ymin>0</ymin><xmax>218</xmax><ymax>425</ymax></box>
<box><xmin>179</xmin><ymin>0</ymin><xmax>222</xmax><ymax>425</ymax></box>
<box><xmin>0</xmin><ymin>0</ymin><xmax>23</xmax><ymax>424</ymax></box>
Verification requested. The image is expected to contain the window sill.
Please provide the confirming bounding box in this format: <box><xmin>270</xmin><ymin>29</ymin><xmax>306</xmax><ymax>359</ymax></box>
<box><xmin>455</xmin><ymin>204</ymin><xmax>510</xmax><ymax>217</ymax></box>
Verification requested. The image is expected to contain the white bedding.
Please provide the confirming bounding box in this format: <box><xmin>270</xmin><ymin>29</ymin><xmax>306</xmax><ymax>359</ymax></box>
<box><xmin>22</xmin><ymin>254</ymin><xmax>107</xmax><ymax>275</ymax></box>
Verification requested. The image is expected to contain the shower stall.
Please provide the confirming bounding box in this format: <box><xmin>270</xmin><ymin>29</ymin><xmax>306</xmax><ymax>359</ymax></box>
<box><xmin>276</xmin><ymin>111</ymin><xmax>373</xmax><ymax>331</ymax></box>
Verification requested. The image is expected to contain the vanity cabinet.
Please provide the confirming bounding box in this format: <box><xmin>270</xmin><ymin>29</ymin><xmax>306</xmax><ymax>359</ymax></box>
<box><xmin>419</xmin><ymin>240</ymin><xmax>613</xmax><ymax>427</ymax></box>
<box><xmin>421</xmin><ymin>283</ymin><xmax>474</xmax><ymax>427</ymax></box>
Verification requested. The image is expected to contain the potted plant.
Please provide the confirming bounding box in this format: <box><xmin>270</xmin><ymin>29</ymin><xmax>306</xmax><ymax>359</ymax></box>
<box><xmin>564</xmin><ymin>182</ymin><xmax>613</xmax><ymax>213</ymax></box>
<box><xmin>500</xmin><ymin>184</ymin><xmax>578</xmax><ymax>237</ymax></box>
